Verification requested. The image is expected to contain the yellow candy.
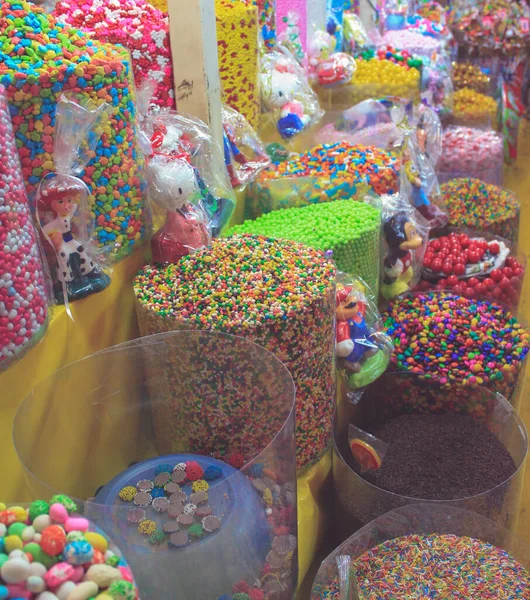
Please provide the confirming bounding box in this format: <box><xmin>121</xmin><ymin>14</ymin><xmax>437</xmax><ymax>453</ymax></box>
<box><xmin>10</xmin><ymin>507</ymin><xmax>28</xmax><ymax>522</ymax></box>
<box><xmin>0</xmin><ymin>503</ymin><xmax>6</xmax><ymax>511</ymax></box>
<box><xmin>95</xmin><ymin>595</ymin><xmax>113</xmax><ymax>600</ymax></box>
<box><xmin>4</xmin><ymin>535</ymin><xmax>23</xmax><ymax>552</ymax></box>
<box><xmin>84</xmin><ymin>532</ymin><xmax>108</xmax><ymax>554</ymax></box>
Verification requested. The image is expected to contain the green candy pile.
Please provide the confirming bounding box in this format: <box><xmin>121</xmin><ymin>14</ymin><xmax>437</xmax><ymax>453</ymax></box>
<box><xmin>227</xmin><ymin>200</ymin><xmax>381</xmax><ymax>293</ymax></box>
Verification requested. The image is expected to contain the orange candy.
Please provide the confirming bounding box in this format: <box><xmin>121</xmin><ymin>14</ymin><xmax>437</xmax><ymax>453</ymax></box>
<box><xmin>40</xmin><ymin>524</ymin><xmax>67</xmax><ymax>556</ymax></box>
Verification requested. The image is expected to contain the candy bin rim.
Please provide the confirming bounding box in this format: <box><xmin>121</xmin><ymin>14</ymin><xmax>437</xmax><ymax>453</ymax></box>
<box><xmin>12</xmin><ymin>329</ymin><xmax>297</xmax><ymax>507</ymax></box>
<box><xmin>332</xmin><ymin>370</ymin><xmax>529</xmax><ymax>504</ymax></box>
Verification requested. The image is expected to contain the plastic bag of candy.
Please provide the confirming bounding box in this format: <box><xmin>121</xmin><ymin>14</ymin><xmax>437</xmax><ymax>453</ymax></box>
<box><xmin>308</xmin><ymin>29</ymin><xmax>356</xmax><ymax>88</ymax></box>
<box><xmin>414</xmin><ymin>103</ymin><xmax>443</xmax><ymax>167</ymax></box>
<box><xmin>221</xmin><ymin>104</ymin><xmax>271</xmax><ymax>188</ymax></box>
<box><xmin>35</xmin><ymin>95</ymin><xmax>112</xmax><ymax>306</ymax></box>
<box><xmin>335</xmin><ymin>272</ymin><xmax>393</xmax><ymax>403</ymax></box>
<box><xmin>380</xmin><ymin>193</ymin><xmax>432</xmax><ymax>300</ymax></box>
<box><xmin>260</xmin><ymin>48</ymin><xmax>323</xmax><ymax>140</ymax></box>
<box><xmin>343</xmin><ymin>12</ymin><xmax>372</xmax><ymax>55</ymax></box>
<box><xmin>348</xmin><ymin>424</ymin><xmax>389</xmax><ymax>470</ymax></box>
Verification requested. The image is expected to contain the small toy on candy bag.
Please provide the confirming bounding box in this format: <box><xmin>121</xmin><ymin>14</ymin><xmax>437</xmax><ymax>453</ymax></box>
<box><xmin>335</xmin><ymin>273</ymin><xmax>392</xmax><ymax>401</ymax></box>
<box><xmin>36</xmin><ymin>96</ymin><xmax>112</xmax><ymax>305</ymax></box>
<box><xmin>308</xmin><ymin>29</ymin><xmax>356</xmax><ymax>88</ymax></box>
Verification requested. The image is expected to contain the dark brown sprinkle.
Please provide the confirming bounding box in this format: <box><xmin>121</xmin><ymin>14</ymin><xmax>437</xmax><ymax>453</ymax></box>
<box><xmin>165</xmin><ymin>482</ymin><xmax>180</xmax><ymax>495</ymax></box>
<box><xmin>171</xmin><ymin>470</ymin><xmax>187</xmax><ymax>484</ymax></box>
<box><xmin>136</xmin><ymin>479</ymin><xmax>154</xmax><ymax>492</ymax></box>
<box><xmin>163</xmin><ymin>521</ymin><xmax>180</xmax><ymax>533</ymax></box>
<box><xmin>202</xmin><ymin>515</ymin><xmax>221</xmax><ymax>532</ymax></box>
<box><xmin>170</xmin><ymin>491</ymin><xmax>187</xmax><ymax>504</ymax></box>
<box><xmin>272</xmin><ymin>535</ymin><xmax>292</xmax><ymax>555</ymax></box>
<box><xmin>364</xmin><ymin>414</ymin><xmax>517</xmax><ymax>501</ymax></box>
<box><xmin>154</xmin><ymin>473</ymin><xmax>171</xmax><ymax>487</ymax></box>
<box><xmin>195</xmin><ymin>506</ymin><xmax>213</xmax><ymax>518</ymax></box>
<box><xmin>169</xmin><ymin>530</ymin><xmax>189</xmax><ymax>548</ymax></box>
<box><xmin>252</xmin><ymin>479</ymin><xmax>267</xmax><ymax>492</ymax></box>
<box><xmin>133</xmin><ymin>491</ymin><xmax>152</xmax><ymax>507</ymax></box>
<box><xmin>152</xmin><ymin>497</ymin><xmax>170</xmax><ymax>512</ymax></box>
<box><xmin>266</xmin><ymin>550</ymin><xmax>284</xmax><ymax>569</ymax></box>
<box><xmin>127</xmin><ymin>508</ymin><xmax>146</xmax><ymax>524</ymax></box>
<box><xmin>190</xmin><ymin>491</ymin><xmax>207</xmax><ymax>505</ymax></box>
<box><xmin>167</xmin><ymin>503</ymin><xmax>184</xmax><ymax>519</ymax></box>
<box><xmin>177</xmin><ymin>513</ymin><xmax>194</xmax><ymax>527</ymax></box>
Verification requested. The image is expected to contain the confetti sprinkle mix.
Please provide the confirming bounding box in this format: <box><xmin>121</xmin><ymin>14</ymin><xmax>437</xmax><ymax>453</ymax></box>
<box><xmin>383</xmin><ymin>292</ymin><xmax>529</xmax><ymax>401</ymax></box>
<box><xmin>439</xmin><ymin>178</ymin><xmax>520</xmax><ymax>242</ymax></box>
<box><xmin>134</xmin><ymin>235</ymin><xmax>336</xmax><ymax>469</ymax></box>
<box><xmin>316</xmin><ymin>534</ymin><xmax>530</xmax><ymax>599</ymax></box>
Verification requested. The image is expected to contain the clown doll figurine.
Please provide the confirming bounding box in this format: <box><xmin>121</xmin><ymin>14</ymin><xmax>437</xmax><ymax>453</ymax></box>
<box><xmin>37</xmin><ymin>182</ymin><xmax>110</xmax><ymax>302</ymax></box>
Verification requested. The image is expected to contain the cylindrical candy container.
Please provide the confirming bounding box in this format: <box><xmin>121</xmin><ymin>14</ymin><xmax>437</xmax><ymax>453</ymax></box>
<box><xmin>0</xmin><ymin>497</ymin><xmax>140</xmax><ymax>599</ymax></box>
<box><xmin>134</xmin><ymin>235</ymin><xmax>336</xmax><ymax>472</ymax></box>
<box><xmin>0</xmin><ymin>0</ymin><xmax>147</xmax><ymax>258</ymax></box>
<box><xmin>0</xmin><ymin>85</ymin><xmax>49</xmax><ymax>372</ymax></box>
<box><xmin>311</xmin><ymin>504</ymin><xmax>530</xmax><ymax>598</ymax></box>
<box><xmin>438</xmin><ymin>178</ymin><xmax>520</xmax><ymax>243</ymax></box>
<box><xmin>245</xmin><ymin>142</ymin><xmax>400</xmax><ymax>219</ymax></box>
<box><xmin>437</xmin><ymin>126</ymin><xmax>504</xmax><ymax>186</ymax></box>
<box><xmin>414</xmin><ymin>229</ymin><xmax>526</xmax><ymax>311</ymax></box>
<box><xmin>450</xmin><ymin>87</ymin><xmax>498</xmax><ymax>128</ymax></box>
<box><xmin>215</xmin><ymin>0</ymin><xmax>260</xmax><ymax>128</ymax></box>
<box><xmin>13</xmin><ymin>330</ymin><xmax>299</xmax><ymax>599</ymax></box>
<box><xmin>452</xmin><ymin>62</ymin><xmax>492</xmax><ymax>95</ymax></box>
<box><xmin>382</xmin><ymin>291</ymin><xmax>530</xmax><ymax>405</ymax></box>
<box><xmin>332</xmin><ymin>372</ymin><xmax>528</xmax><ymax>540</ymax></box>
<box><xmin>53</xmin><ymin>0</ymin><xmax>174</xmax><ymax>109</ymax></box>
<box><xmin>227</xmin><ymin>199</ymin><xmax>382</xmax><ymax>294</ymax></box>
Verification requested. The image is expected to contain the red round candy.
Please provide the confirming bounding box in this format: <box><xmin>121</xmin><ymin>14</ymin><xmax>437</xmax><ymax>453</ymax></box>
<box><xmin>468</xmin><ymin>277</ymin><xmax>480</xmax><ymax>287</ymax></box>
<box><xmin>490</xmin><ymin>269</ymin><xmax>503</xmax><ymax>282</ymax></box>
<box><xmin>40</xmin><ymin>525</ymin><xmax>66</xmax><ymax>556</ymax></box>
<box><xmin>500</xmin><ymin>277</ymin><xmax>512</xmax><ymax>290</ymax></box>
<box><xmin>454</xmin><ymin>263</ymin><xmax>466</xmax><ymax>276</ymax></box>
<box><xmin>489</xmin><ymin>242</ymin><xmax>500</xmax><ymax>255</ymax></box>
<box><xmin>431</xmin><ymin>258</ymin><xmax>442</xmax><ymax>273</ymax></box>
<box><xmin>430</xmin><ymin>240</ymin><xmax>441</xmax><ymax>252</ymax></box>
<box><xmin>503</xmin><ymin>267</ymin><xmax>513</xmax><ymax>278</ymax></box>
<box><xmin>446</xmin><ymin>275</ymin><xmax>459</xmax><ymax>287</ymax></box>
<box><xmin>442</xmin><ymin>263</ymin><xmax>454</xmax><ymax>275</ymax></box>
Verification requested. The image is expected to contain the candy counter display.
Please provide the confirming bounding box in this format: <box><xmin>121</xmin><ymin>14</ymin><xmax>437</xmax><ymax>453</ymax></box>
<box><xmin>438</xmin><ymin>178</ymin><xmax>520</xmax><ymax>243</ymax></box>
<box><xmin>227</xmin><ymin>200</ymin><xmax>382</xmax><ymax>293</ymax></box>
<box><xmin>311</xmin><ymin>504</ymin><xmax>530</xmax><ymax>598</ymax></box>
<box><xmin>0</xmin><ymin>0</ymin><xmax>147</xmax><ymax>257</ymax></box>
<box><xmin>245</xmin><ymin>143</ymin><xmax>399</xmax><ymax>219</ymax></box>
<box><xmin>0</xmin><ymin>496</ymin><xmax>140</xmax><ymax>599</ymax></box>
<box><xmin>134</xmin><ymin>235</ymin><xmax>336</xmax><ymax>471</ymax></box>
<box><xmin>13</xmin><ymin>331</ymin><xmax>298</xmax><ymax>599</ymax></box>
<box><xmin>0</xmin><ymin>85</ymin><xmax>49</xmax><ymax>371</ymax></box>
<box><xmin>332</xmin><ymin>372</ymin><xmax>528</xmax><ymax>538</ymax></box>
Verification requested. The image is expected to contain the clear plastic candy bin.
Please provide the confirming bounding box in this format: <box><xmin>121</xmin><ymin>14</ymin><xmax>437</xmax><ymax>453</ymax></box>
<box><xmin>311</xmin><ymin>504</ymin><xmax>530</xmax><ymax>599</ymax></box>
<box><xmin>13</xmin><ymin>331</ymin><xmax>298</xmax><ymax>600</ymax></box>
<box><xmin>332</xmin><ymin>372</ymin><xmax>528</xmax><ymax>542</ymax></box>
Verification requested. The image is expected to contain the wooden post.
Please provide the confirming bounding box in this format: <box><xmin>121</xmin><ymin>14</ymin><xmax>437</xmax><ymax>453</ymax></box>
<box><xmin>166</xmin><ymin>0</ymin><xmax>223</xmax><ymax>148</ymax></box>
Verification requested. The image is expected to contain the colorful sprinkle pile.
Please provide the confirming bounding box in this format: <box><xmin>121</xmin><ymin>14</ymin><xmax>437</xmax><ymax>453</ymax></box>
<box><xmin>0</xmin><ymin>86</ymin><xmax>48</xmax><ymax>371</ymax></box>
<box><xmin>216</xmin><ymin>0</ymin><xmax>259</xmax><ymax>127</ymax></box>
<box><xmin>255</xmin><ymin>0</ymin><xmax>275</xmax><ymax>48</ymax></box>
<box><xmin>383</xmin><ymin>292</ymin><xmax>529</xmax><ymax>400</ymax></box>
<box><xmin>54</xmin><ymin>0</ymin><xmax>174</xmax><ymax>109</ymax></box>
<box><xmin>452</xmin><ymin>62</ymin><xmax>491</xmax><ymax>94</ymax></box>
<box><xmin>0</xmin><ymin>496</ymin><xmax>139</xmax><ymax>598</ymax></box>
<box><xmin>452</xmin><ymin>87</ymin><xmax>498</xmax><ymax>126</ymax></box>
<box><xmin>134</xmin><ymin>235</ymin><xmax>336</xmax><ymax>470</ymax></box>
<box><xmin>246</xmin><ymin>143</ymin><xmax>399</xmax><ymax>219</ymax></box>
<box><xmin>0</xmin><ymin>0</ymin><xmax>146</xmax><ymax>256</ymax></box>
<box><xmin>439</xmin><ymin>178</ymin><xmax>520</xmax><ymax>242</ymax></box>
<box><xmin>438</xmin><ymin>127</ymin><xmax>504</xmax><ymax>185</ymax></box>
<box><xmin>228</xmin><ymin>200</ymin><xmax>381</xmax><ymax>293</ymax></box>
<box><xmin>315</xmin><ymin>534</ymin><xmax>530</xmax><ymax>598</ymax></box>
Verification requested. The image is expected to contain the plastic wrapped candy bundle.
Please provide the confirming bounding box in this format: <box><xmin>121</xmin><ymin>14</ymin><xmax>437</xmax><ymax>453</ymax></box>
<box><xmin>334</xmin><ymin>274</ymin><xmax>392</xmax><ymax>402</ymax></box>
<box><xmin>414</xmin><ymin>229</ymin><xmax>526</xmax><ymax>310</ymax></box>
<box><xmin>0</xmin><ymin>0</ymin><xmax>147</xmax><ymax>258</ymax></box>
<box><xmin>53</xmin><ymin>0</ymin><xmax>174</xmax><ymax>109</ymax></box>
<box><xmin>438</xmin><ymin>178</ymin><xmax>520</xmax><ymax>243</ymax></box>
<box><xmin>134</xmin><ymin>236</ymin><xmax>336</xmax><ymax>471</ymax></box>
<box><xmin>311</xmin><ymin>505</ymin><xmax>530</xmax><ymax>596</ymax></box>
<box><xmin>245</xmin><ymin>142</ymin><xmax>400</xmax><ymax>219</ymax></box>
<box><xmin>0</xmin><ymin>86</ymin><xmax>49</xmax><ymax>372</ymax></box>
<box><xmin>343</xmin><ymin>12</ymin><xmax>371</xmax><ymax>54</ymax></box>
<box><xmin>221</xmin><ymin>104</ymin><xmax>271</xmax><ymax>189</ymax></box>
<box><xmin>0</xmin><ymin>496</ymin><xmax>140</xmax><ymax>599</ymax></box>
<box><xmin>437</xmin><ymin>126</ymin><xmax>504</xmax><ymax>186</ymax></box>
<box><xmin>308</xmin><ymin>30</ymin><xmax>356</xmax><ymax>89</ymax></box>
<box><xmin>227</xmin><ymin>198</ymin><xmax>382</xmax><ymax>293</ymax></box>
<box><xmin>260</xmin><ymin>49</ymin><xmax>323</xmax><ymax>141</ymax></box>
<box><xmin>35</xmin><ymin>96</ymin><xmax>112</xmax><ymax>304</ymax></box>
<box><xmin>380</xmin><ymin>194</ymin><xmax>432</xmax><ymax>300</ymax></box>
<box><xmin>383</xmin><ymin>291</ymin><xmax>529</xmax><ymax>404</ymax></box>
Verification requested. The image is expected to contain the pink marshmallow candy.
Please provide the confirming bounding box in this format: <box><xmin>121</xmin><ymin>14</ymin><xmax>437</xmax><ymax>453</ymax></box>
<box><xmin>64</xmin><ymin>517</ymin><xmax>89</xmax><ymax>533</ymax></box>
<box><xmin>49</xmin><ymin>503</ymin><xmax>68</xmax><ymax>524</ymax></box>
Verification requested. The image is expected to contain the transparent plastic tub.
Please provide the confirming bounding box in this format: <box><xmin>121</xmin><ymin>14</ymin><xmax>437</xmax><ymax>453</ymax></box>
<box><xmin>311</xmin><ymin>504</ymin><xmax>530</xmax><ymax>598</ymax></box>
<box><xmin>13</xmin><ymin>331</ymin><xmax>298</xmax><ymax>600</ymax></box>
<box><xmin>332</xmin><ymin>372</ymin><xmax>528</xmax><ymax>541</ymax></box>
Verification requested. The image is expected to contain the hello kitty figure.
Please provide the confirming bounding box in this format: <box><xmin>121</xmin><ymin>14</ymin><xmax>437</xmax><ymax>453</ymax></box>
<box><xmin>148</xmin><ymin>155</ymin><xmax>210</xmax><ymax>264</ymax></box>
<box><xmin>308</xmin><ymin>30</ymin><xmax>336</xmax><ymax>82</ymax></box>
<box><xmin>262</xmin><ymin>63</ymin><xmax>312</xmax><ymax>139</ymax></box>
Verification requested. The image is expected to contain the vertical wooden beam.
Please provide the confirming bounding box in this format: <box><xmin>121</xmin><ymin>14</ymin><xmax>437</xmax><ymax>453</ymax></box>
<box><xmin>166</xmin><ymin>0</ymin><xmax>223</xmax><ymax>148</ymax></box>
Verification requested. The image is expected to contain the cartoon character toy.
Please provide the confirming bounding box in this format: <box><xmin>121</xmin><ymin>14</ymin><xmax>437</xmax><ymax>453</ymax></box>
<box><xmin>381</xmin><ymin>213</ymin><xmax>423</xmax><ymax>298</ymax></box>
<box><xmin>38</xmin><ymin>183</ymin><xmax>110</xmax><ymax>302</ymax></box>
<box><xmin>309</xmin><ymin>30</ymin><xmax>355</xmax><ymax>88</ymax></box>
